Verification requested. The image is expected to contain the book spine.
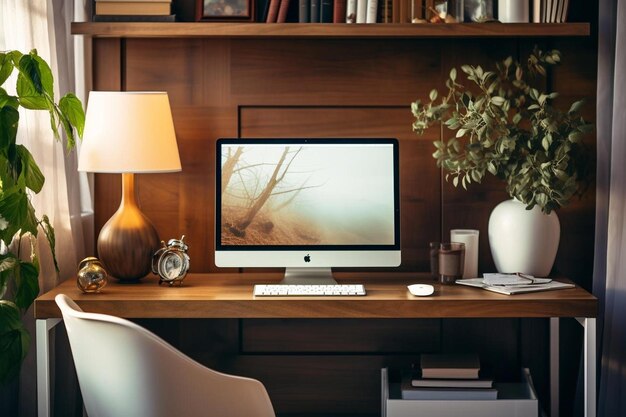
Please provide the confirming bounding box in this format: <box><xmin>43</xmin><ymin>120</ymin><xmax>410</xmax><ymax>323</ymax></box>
<box><xmin>299</xmin><ymin>0</ymin><xmax>310</xmax><ymax>21</ymax></box>
<box><xmin>561</xmin><ymin>0</ymin><xmax>569</xmax><ymax>22</ymax></box>
<box><xmin>410</xmin><ymin>0</ymin><xmax>423</xmax><ymax>20</ymax></box>
<box><xmin>277</xmin><ymin>0</ymin><xmax>291</xmax><ymax>22</ymax></box>
<box><xmin>93</xmin><ymin>13</ymin><xmax>175</xmax><ymax>21</ymax></box>
<box><xmin>356</xmin><ymin>0</ymin><xmax>367</xmax><ymax>22</ymax></box>
<box><xmin>532</xmin><ymin>0</ymin><xmax>540</xmax><ymax>22</ymax></box>
<box><xmin>266</xmin><ymin>0</ymin><xmax>281</xmax><ymax>22</ymax></box>
<box><xmin>333</xmin><ymin>0</ymin><xmax>347</xmax><ymax>22</ymax></box>
<box><xmin>320</xmin><ymin>0</ymin><xmax>333</xmax><ymax>22</ymax></box>
<box><xmin>95</xmin><ymin>2</ymin><xmax>171</xmax><ymax>15</ymax></box>
<box><xmin>310</xmin><ymin>0</ymin><xmax>320</xmax><ymax>22</ymax></box>
<box><xmin>365</xmin><ymin>0</ymin><xmax>377</xmax><ymax>23</ymax></box>
<box><xmin>346</xmin><ymin>0</ymin><xmax>357</xmax><ymax>22</ymax></box>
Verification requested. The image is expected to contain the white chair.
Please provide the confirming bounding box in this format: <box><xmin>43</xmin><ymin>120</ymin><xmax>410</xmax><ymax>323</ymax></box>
<box><xmin>55</xmin><ymin>294</ymin><xmax>276</xmax><ymax>417</ymax></box>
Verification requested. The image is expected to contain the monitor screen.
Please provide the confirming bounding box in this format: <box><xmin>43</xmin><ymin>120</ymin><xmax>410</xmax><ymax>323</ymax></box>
<box><xmin>215</xmin><ymin>138</ymin><xmax>400</xmax><ymax>281</ymax></box>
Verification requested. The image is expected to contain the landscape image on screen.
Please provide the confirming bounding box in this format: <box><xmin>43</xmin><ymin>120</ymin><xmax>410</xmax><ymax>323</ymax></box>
<box><xmin>220</xmin><ymin>144</ymin><xmax>395</xmax><ymax>246</ymax></box>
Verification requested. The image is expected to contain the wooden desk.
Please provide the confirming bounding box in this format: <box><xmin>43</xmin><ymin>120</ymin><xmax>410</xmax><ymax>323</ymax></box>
<box><xmin>34</xmin><ymin>273</ymin><xmax>597</xmax><ymax>417</ymax></box>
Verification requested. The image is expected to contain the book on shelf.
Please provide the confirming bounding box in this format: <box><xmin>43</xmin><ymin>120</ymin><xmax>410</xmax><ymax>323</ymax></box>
<box><xmin>356</xmin><ymin>0</ymin><xmax>367</xmax><ymax>22</ymax></box>
<box><xmin>299</xmin><ymin>0</ymin><xmax>310</xmax><ymax>22</ymax></box>
<box><xmin>378</xmin><ymin>0</ymin><xmax>393</xmax><ymax>23</ymax></box>
<box><xmin>365</xmin><ymin>0</ymin><xmax>377</xmax><ymax>23</ymax></box>
<box><xmin>277</xmin><ymin>0</ymin><xmax>292</xmax><ymax>22</ymax></box>
<box><xmin>401</xmin><ymin>376</ymin><xmax>498</xmax><ymax>400</ymax></box>
<box><xmin>266</xmin><ymin>0</ymin><xmax>281</xmax><ymax>22</ymax></box>
<box><xmin>333</xmin><ymin>0</ymin><xmax>347</xmax><ymax>23</ymax></box>
<box><xmin>420</xmin><ymin>353</ymin><xmax>480</xmax><ymax>379</ymax></box>
<box><xmin>456</xmin><ymin>278</ymin><xmax>575</xmax><ymax>295</ymax></box>
<box><xmin>310</xmin><ymin>0</ymin><xmax>320</xmax><ymax>22</ymax></box>
<box><xmin>320</xmin><ymin>0</ymin><xmax>333</xmax><ymax>22</ymax></box>
<box><xmin>257</xmin><ymin>0</ymin><xmax>271</xmax><ymax>21</ymax></box>
<box><xmin>93</xmin><ymin>13</ymin><xmax>176</xmax><ymax>21</ymax></box>
<box><xmin>94</xmin><ymin>1</ymin><xmax>171</xmax><ymax>15</ymax></box>
<box><xmin>346</xmin><ymin>0</ymin><xmax>357</xmax><ymax>22</ymax></box>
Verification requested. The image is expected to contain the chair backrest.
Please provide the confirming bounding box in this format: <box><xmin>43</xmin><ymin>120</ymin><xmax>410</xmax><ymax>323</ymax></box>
<box><xmin>55</xmin><ymin>294</ymin><xmax>275</xmax><ymax>417</ymax></box>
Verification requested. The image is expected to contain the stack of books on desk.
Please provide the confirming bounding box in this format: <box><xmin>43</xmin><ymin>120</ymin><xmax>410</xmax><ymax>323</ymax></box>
<box><xmin>401</xmin><ymin>353</ymin><xmax>497</xmax><ymax>400</ymax></box>
<box><xmin>93</xmin><ymin>0</ymin><xmax>176</xmax><ymax>22</ymax></box>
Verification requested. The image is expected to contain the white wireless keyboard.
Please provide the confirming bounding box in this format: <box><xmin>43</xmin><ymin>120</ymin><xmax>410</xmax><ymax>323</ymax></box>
<box><xmin>253</xmin><ymin>284</ymin><xmax>366</xmax><ymax>297</ymax></box>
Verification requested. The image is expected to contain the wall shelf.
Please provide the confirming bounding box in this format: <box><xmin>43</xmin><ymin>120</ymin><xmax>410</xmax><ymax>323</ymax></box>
<box><xmin>71</xmin><ymin>22</ymin><xmax>590</xmax><ymax>38</ymax></box>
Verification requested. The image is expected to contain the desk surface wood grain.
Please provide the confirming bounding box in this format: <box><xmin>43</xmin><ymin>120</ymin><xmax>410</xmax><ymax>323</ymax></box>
<box><xmin>35</xmin><ymin>272</ymin><xmax>597</xmax><ymax>319</ymax></box>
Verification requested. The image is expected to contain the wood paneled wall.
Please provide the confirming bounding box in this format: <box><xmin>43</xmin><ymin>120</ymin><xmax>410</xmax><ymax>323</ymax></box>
<box><xmin>91</xmin><ymin>21</ymin><xmax>597</xmax><ymax>417</ymax></box>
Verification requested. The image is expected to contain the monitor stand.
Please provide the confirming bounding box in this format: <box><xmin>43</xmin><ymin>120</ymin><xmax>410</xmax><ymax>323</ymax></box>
<box><xmin>280</xmin><ymin>268</ymin><xmax>338</xmax><ymax>285</ymax></box>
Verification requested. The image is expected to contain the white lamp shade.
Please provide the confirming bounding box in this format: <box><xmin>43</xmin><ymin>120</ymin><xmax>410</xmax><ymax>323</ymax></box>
<box><xmin>78</xmin><ymin>91</ymin><xmax>182</xmax><ymax>173</ymax></box>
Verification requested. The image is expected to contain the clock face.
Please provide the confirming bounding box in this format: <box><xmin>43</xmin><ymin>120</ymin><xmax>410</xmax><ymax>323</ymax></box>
<box><xmin>163</xmin><ymin>253</ymin><xmax>183</xmax><ymax>279</ymax></box>
<box><xmin>159</xmin><ymin>252</ymin><xmax>187</xmax><ymax>281</ymax></box>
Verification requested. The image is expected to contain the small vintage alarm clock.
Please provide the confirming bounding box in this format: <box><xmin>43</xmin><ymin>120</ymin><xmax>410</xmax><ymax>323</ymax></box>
<box><xmin>152</xmin><ymin>235</ymin><xmax>190</xmax><ymax>286</ymax></box>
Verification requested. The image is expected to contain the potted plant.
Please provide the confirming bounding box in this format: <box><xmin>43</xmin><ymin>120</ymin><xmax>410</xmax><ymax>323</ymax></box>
<box><xmin>411</xmin><ymin>47</ymin><xmax>592</xmax><ymax>276</ymax></box>
<box><xmin>0</xmin><ymin>49</ymin><xmax>84</xmax><ymax>384</ymax></box>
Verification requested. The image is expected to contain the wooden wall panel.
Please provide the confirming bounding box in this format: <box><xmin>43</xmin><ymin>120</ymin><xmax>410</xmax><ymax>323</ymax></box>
<box><xmin>230</xmin><ymin>39</ymin><xmax>440</xmax><ymax>106</ymax></box>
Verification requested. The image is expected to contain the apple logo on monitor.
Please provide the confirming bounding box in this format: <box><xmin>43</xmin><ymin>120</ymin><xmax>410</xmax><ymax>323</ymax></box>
<box><xmin>304</xmin><ymin>254</ymin><xmax>311</xmax><ymax>263</ymax></box>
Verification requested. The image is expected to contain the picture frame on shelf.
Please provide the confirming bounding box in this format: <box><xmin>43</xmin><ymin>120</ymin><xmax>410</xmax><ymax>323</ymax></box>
<box><xmin>196</xmin><ymin>0</ymin><xmax>255</xmax><ymax>21</ymax></box>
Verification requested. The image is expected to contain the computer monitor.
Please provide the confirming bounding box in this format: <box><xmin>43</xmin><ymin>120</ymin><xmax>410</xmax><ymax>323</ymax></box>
<box><xmin>215</xmin><ymin>138</ymin><xmax>401</xmax><ymax>285</ymax></box>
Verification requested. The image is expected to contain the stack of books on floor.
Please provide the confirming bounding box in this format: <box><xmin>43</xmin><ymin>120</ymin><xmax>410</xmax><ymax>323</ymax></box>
<box><xmin>401</xmin><ymin>353</ymin><xmax>497</xmax><ymax>400</ymax></box>
<box><xmin>93</xmin><ymin>0</ymin><xmax>175</xmax><ymax>22</ymax></box>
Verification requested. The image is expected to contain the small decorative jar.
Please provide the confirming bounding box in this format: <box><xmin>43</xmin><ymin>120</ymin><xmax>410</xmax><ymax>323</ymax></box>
<box><xmin>77</xmin><ymin>257</ymin><xmax>108</xmax><ymax>293</ymax></box>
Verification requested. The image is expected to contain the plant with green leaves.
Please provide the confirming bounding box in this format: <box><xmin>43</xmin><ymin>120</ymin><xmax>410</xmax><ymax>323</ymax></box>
<box><xmin>411</xmin><ymin>47</ymin><xmax>592</xmax><ymax>214</ymax></box>
<box><xmin>0</xmin><ymin>49</ymin><xmax>84</xmax><ymax>384</ymax></box>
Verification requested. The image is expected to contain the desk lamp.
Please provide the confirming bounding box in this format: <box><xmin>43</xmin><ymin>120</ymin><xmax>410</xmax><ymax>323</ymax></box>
<box><xmin>78</xmin><ymin>91</ymin><xmax>181</xmax><ymax>281</ymax></box>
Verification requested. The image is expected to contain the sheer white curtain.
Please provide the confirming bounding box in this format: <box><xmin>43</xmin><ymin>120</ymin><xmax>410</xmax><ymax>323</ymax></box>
<box><xmin>594</xmin><ymin>0</ymin><xmax>626</xmax><ymax>416</ymax></box>
<box><xmin>0</xmin><ymin>0</ymin><xmax>92</xmax><ymax>415</ymax></box>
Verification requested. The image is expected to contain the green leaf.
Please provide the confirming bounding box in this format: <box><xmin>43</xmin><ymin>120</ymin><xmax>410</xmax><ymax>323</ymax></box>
<box><xmin>32</xmin><ymin>53</ymin><xmax>54</xmax><ymax>100</ymax></box>
<box><xmin>0</xmin><ymin>188</ymin><xmax>39</xmax><ymax>245</ymax></box>
<box><xmin>18</xmin><ymin>54</ymin><xmax>43</xmax><ymax>94</ymax></box>
<box><xmin>14</xmin><ymin>261</ymin><xmax>39</xmax><ymax>310</ymax></box>
<box><xmin>15</xmin><ymin>53</ymin><xmax>49</xmax><ymax>110</ymax></box>
<box><xmin>0</xmin><ymin>300</ymin><xmax>30</xmax><ymax>384</ymax></box>
<box><xmin>461</xmin><ymin>65</ymin><xmax>473</xmax><ymax>75</ymax></box>
<box><xmin>429</xmin><ymin>89</ymin><xmax>438</xmax><ymax>101</ymax></box>
<box><xmin>450</xmin><ymin>68</ymin><xmax>457</xmax><ymax>81</ymax></box>
<box><xmin>568</xmin><ymin>131</ymin><xmax>582</xmax><ymax>143</ymax></box>
<box><xmin>491</xmin><ymin>96</ymin><xmax>505</xmax><ymax>106</ymax></box>
<box><xmin>568</xmin><ymin>100</ymin><xmax>585</xmax><ymax>114</ymax></box>
<box><xmin>59</xmin><ymin>93</ymin><xmax>85</xmax><ymax>139</ymax></box>
<box><xmin>456</xmin><ymin>128</ymin><xmax>467</xmax><ymax>138</ymax></box>
<box><xmin>0</xmin><ymin>54</ymin><xmax>15</xmax><ymax>87</ymax></box>
<box><xmin>452</xmin><ymin>176</ymin><xmax>459</xmax><ymax>187</ymax></box>
<box><xmin>39</xmin><ymin>215</ymin><xmax>59</xmax><ymax>273</ymax></box>
<box><xmin>0</xmin><ymin>106</ymin><xmax>19</xmax><ymax>149</ymax></box>
<box><xmin>15</xmin><ymin>145</ymin><xmax>45</xmax><ymax>193</ymax></box>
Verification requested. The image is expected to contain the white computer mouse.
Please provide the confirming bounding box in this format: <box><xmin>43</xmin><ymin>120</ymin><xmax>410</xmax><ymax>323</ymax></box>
<box><xmin>407</xmin><ymin>284</ymin><xmax>435</xmax><ymax>297</ymax></box>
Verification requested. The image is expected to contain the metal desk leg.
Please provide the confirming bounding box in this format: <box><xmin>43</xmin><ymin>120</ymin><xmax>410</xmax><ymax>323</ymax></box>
<box><xmin>550</xmin><ymin>317</ymin><xmax>560</xmax><ymax>417</ymax></box>
<box><xmin>577</xmin><ymin>317</ymin><xmax>596</xmax><ymax>417</ymax></box>
<box><xmin>37</xmin><ymin>318</ymin><xmax>61</xmax><ymax>417</ymax></box>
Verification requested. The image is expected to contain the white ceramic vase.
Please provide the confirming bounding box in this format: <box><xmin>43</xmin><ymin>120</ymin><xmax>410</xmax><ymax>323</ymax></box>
<box><xmin>488</xmin><ymin>199</ymin><xmax>560</xmax><ymax>277</ymax></box>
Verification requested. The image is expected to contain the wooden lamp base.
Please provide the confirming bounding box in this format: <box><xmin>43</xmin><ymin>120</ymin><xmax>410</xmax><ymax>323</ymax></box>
<box><xmin>97</xmin><ymin>173</ymin><xmax>159</xmax><ymax>281</ymax></box>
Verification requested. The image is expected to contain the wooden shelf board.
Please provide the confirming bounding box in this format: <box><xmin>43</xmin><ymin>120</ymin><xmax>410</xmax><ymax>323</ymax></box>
<box><xmin>71</xmin><ymin>22</ymin><xmax>590</xmax><ymax>38</ymax></box>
